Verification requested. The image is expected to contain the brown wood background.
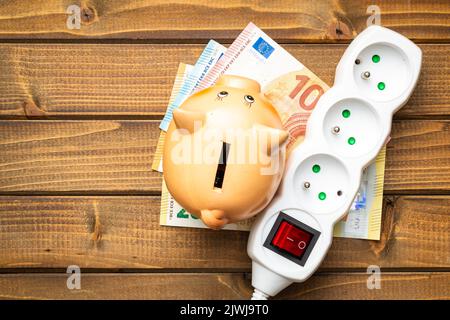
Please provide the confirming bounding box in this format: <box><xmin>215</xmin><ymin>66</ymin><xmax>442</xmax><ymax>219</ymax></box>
<box><xmin>0</xmin><ymin>0</ymin><xmax>449</xmax><ymax>300</ymax></box>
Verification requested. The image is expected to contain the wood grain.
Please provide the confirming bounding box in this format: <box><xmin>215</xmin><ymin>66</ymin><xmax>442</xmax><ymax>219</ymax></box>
<box><xmin>0</xmin><ymin>272</ymin><xmax>448</xmax><ymax>300</ymax></box>
<box><xmin>0</xmin><ymin>1</ymin><xmax>448</xmax><ymax>42</ymax></box>
<box><xmin>0</xmin><ymin>120</ymin><xmax>448</xmax><ymax>193</ymax></box>
<box><xmin>0</xmin><ymin>1</ymin><xmax>448</xmax><ymax>300</ymax></box>
<box><xmin>0</xmin><ymin>196</ymin><xmax>448</xmax><ymax>269</ymax></box>
<box><xmin>0</xmin><ymin>120</ymin><xmax>160</xmax><ymax>193</ymax></box>
<box><xmin>385</xmin><ymin>120</ymin><xmax>450</xmax><ymax>193</ymax></box>
<box><xmin>0</xmin><ymin>44</ymin><xmax>448</xmax><ymax>118</ymax></box>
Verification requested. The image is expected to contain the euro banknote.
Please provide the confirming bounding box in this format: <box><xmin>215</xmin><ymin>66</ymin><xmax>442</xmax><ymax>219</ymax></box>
<box><xmin>159</xmin><ymin>40</ymin><xmax>226</xmax><ymax>131</ymax></box>
<box><xmin>156</xmin><ymin>44</ymin><xmax>256</xmax><ymax>231</ymax></box>
<box><xmin>151</xmin><ymin>63</ymin><xmax>193</xmax><ymax>172</ymax></box>
<box><xmin>160</xmin><ymin>179</ymin><xmax>255</xmax><ymax>231</ymax></box>
<box><xmin>160</xmin><ymin>150</ymin><xmax>385</xmax><ymax>238</ymax></box>
<box><xmin>152</xmin><ymin>40</ymin><xmax>226</xmax><ymax>172</ymax></box>
<box><xmin>333</xmin><ymin>147</ymin><xmax>386</xmax><ymax>240</ymax></box>
<box><xmin>158</xmin><ymin>23</ymin><xmax>387</xmax><ymax>239</ymax></box>
<box><xmin>196</xmin><ymin>22</ymin><xmax>328</xmax><ymax>149</ymax></box>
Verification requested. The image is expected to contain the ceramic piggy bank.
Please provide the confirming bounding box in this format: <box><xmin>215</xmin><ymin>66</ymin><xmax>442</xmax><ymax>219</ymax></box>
<box><xmin>163</xmin><ymin>75</ymin><xmax>288</xmax><ymax>229</ymax></box>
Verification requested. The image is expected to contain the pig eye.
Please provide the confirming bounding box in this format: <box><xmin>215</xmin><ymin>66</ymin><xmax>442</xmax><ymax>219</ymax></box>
<box><xmin>244</xmin><ymin>94</ymin><xmax>254</xmax><ymax>106</ymax></box>
<box><xmin>217</xmin><ymin>91</ymin><xmax>228</xmax><ymax>100</ymax></box>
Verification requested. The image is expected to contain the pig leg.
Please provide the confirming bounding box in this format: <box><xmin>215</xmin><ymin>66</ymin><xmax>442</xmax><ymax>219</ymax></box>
<box><xmin>200</xmin><ymin>209</ymin><xmax>228</xmax><ymax>229</ymax></box>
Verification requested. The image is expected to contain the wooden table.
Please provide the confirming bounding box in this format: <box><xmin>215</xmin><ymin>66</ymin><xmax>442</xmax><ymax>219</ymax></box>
<box><xmin>0</xmin><ymin>1</ymin><xmax>449</xmax><ymax>300</ymax></box>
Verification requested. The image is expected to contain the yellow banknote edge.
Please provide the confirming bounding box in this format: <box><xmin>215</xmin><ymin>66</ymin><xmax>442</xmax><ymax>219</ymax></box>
<box><xmin>160</xmin><ymin>178</ymin><xmax>170</xmax><ymax>225</ymax></box>
<box><xmin>333</xmin><ymin>146</ymin><xmax>386</xmax><ymax>240</ymax></box>
<box><xmin>151</xmin><ymin>131</ymin><xmax>166</xmax><ymax>172</ymax></box>
<box><xmin>367</xmin><ymin>146</ymin><xmax>386</xmax><ymax>240</ymax></box>
<box><xmin>151</xmin><ymin>63</ymin><xmax>193</xmax><ymax>172</ymax></box>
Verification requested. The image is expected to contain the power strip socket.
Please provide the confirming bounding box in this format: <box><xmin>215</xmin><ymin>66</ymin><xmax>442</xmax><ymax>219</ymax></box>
<box><xmin>247</xmin><ymin>25</ymin><xmax>422</xmax><ymax>299</ymax></box>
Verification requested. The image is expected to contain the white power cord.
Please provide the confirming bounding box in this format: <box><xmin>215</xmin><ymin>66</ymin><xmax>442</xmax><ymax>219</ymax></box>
<box><xmin>251</xmin><ymin>288</ymin><xmax>269</xmax><ymax>300</ymax></box>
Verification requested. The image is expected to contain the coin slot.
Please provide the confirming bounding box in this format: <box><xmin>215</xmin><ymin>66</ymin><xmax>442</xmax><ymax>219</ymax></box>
<box><xmin>214</xmin><ymin>141</ymin><xmax>230</xmax><ymax>189</ymax></box>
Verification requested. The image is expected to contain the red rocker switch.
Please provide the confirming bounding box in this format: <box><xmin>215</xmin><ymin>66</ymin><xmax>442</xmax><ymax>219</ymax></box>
<box><xmin>271</xmin><ymin>220</ymin><xmax>313</xmax><ymax>258</ymax></box>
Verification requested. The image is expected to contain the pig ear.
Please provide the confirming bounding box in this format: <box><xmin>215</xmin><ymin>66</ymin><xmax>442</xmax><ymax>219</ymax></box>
<box><xmin>173</xmin><ymin>108</ymin><xmax>205</xmax><ymax>133</ymax></box>
<box><xmin>253</xmin><ymin>124</ymin><xmax>289</xmax><ymax>155</ymax></box>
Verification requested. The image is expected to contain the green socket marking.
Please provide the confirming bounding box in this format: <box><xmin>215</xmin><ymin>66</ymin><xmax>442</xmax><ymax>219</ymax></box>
<box><xmin>312</xmin><ymin>164</ymin><xmax>321</xmax><ymax>173</ymax></box>
<box><xmin>378</xmin><ymin>82</ymin><xmax>386</xmax><ymax>90</ymax></box>
<box><xmin>342</xmin><ymin>109</ymin><xmax>351</xmax><ymax>118</ymax></box>
<box><xmin>372</xmin><ymin>54</ymin><xmax>380</xmax><ymax>63</ymax></box>
<box><xmin>318</xmin><ymin>192</ymin><xmax>327</xmax><ymax>200</ymax></box>
<box><xmin>348</xmin><ymin>137</ymin><xmax>356</xmax><ymax>145</ymax></box>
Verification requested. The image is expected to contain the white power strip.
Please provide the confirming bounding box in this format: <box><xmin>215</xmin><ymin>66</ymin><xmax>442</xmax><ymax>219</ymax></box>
<box><xmin>247</xmin><ymin>25</ymin><xmax>422</xmax><ymax>299</ymax></box>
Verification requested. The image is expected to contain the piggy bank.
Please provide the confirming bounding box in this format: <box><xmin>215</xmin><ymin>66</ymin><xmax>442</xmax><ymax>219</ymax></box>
<box><xmin>163</xmin><ymin>75</ymin><xmax>288</xmax><ymax>229</ymax></box>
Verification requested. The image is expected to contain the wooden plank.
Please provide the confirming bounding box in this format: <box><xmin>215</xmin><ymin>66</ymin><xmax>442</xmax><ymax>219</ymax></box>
<box><xmin>0</xmin><ymin>44</ymin><xmax>448</xmax><ymax>118</ymax></box>
<box><xmin>0</xmin><ymin>1</ymin><xmax>448</xmax><ymax>42</ymax></box>
<box><xmin>0</xmin><ymin>196</ymin><xmax>448</xmax><ymax>269</ymax></box>
<box><xmin>0</xmin><ymin>120</ymin><xmax>161</xmax><ymax>193</ymax></box>
<box><xmin>385</xmin><ymin>120</ymin><xmax>450</xmax><ymax>193</ymax></box>
<box><xmin>0</xmin><ymin>120</ymin><xmax>448</xmax><ymax>193</ymax></box>
<box><xmin>0</xmin><ymin>196</ymin><xmax>249</xmax><ymax>269</ymax></box>
<box><xmin>0</xmin><ymin>272</ymin><xmax>448</xmax><ymax>300</ymax></box>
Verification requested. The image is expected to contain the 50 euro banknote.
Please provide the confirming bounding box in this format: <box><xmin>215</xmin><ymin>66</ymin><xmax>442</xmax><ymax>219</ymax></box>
<box><xmin>158</xmin><ymin>23</ymin><xmax>386</xmax><ymax>239</ymax></box>
<box><xmin>160</xmin><ymin>40</ymin><xmax>226</xmax><ymax>132</ymax></box>
<box><xmin>151</xmin><ymin>63</ymin><xmax>193</xmax><ymax>172</ymax></box>
<box><xmin>152</xmin><ymin>40</ymin><xmax>226</xmax><ymax>172</ymax></box>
